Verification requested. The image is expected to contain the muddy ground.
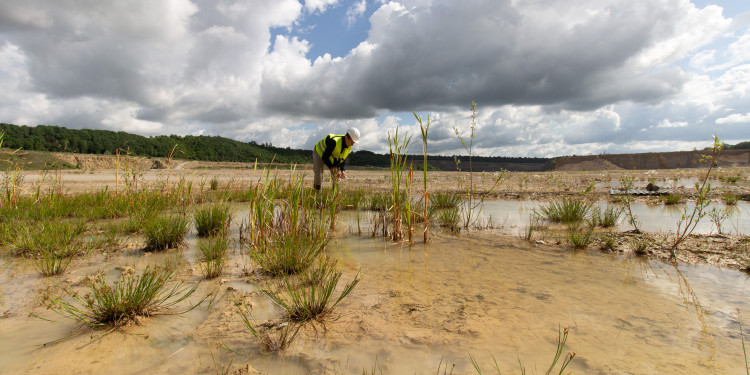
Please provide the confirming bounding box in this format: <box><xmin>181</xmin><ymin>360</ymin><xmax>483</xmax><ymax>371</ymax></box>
<box><xmin>4</xmin><ymin>153</ymin><xmax>750</xmax><ymax>374</ymax></box>
<box><xmin>13</xmin><ymin>153</ymin><xmax>750</xmax><ymax>272</ymax></box>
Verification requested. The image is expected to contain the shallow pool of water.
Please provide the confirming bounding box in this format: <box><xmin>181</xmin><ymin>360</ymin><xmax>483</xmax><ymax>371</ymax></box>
<box><xmin>480</xmin><ymin>200</ymin><xmax>750</xmax><ymax>235</ymax></box>
<box><xmin>1</xmin><ymin>205</ymin><xmax>749</xmax><ymax>374</ymax></box>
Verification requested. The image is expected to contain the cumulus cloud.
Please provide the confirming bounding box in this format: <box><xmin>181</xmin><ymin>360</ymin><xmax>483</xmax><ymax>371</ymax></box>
<box><xmin>717</xmin><ymin>113</ymin><xmax>750</xmax><ymax>124</ymax></box>
<box><xmin>0</xmin><ymin>0</ymin><xmax>748</xmax><ymax>157</ymax></box>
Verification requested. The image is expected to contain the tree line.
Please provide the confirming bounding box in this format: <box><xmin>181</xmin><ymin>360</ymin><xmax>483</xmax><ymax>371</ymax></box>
<box><xmin>0</xmin><ymin>123</ymin><xmax>555</xmax><ymax>170</ymax></box>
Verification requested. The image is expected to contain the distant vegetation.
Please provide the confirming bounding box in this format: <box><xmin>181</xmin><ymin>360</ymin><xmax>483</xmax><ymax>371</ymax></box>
<box><xmin>0</xmin><ymin>123</ymin><xmax>551</xmax><ymax>170</ymax></box>
<box><xmin>0</xmin><ymin>123</ymin><xmax>309</xmax><ymax>164</ymax></box>
<box><xmin>723</xmin><ymin>141</ymin><xmax>750</xmax><ymax>150</ymax></box>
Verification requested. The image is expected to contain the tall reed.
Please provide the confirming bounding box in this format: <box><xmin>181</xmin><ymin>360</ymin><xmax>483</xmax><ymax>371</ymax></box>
<box><xmin>248</xmin><ymin>172</ymin><xmax>328</xmax><ymax>276</ymax></box>
<box><xmin>414</xmin><ymin>112</ymin><xmax>431</xmax><ymax>243</ymax></box>
<box><xmin>387</xmin><ymin>125</ymin><xmax>413</xmax><ymax>241</ymax></box>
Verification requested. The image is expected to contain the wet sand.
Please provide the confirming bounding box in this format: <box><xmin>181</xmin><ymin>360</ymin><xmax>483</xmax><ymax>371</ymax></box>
<box><xmin>2</xmin><ymin>165</ymin><xmax>750</xmax><ymax>374</ymax></box>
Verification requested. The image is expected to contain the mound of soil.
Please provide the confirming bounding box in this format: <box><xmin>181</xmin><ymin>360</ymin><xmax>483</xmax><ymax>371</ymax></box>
<box><xmin>555</xmin><ymin>159</ymin><xmax>623</xmax><ymax>171</ymax></box>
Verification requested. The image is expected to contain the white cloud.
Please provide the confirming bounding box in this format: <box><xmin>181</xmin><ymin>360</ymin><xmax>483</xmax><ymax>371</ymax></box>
<box><xmin>345</xmin><ymin>0</ymin><xmax>367</xmax><ymax>28</ymax></box>
<box><xmin>657</xmin><ymin>119</ymin><xmax>689</xmax><ymax>128</ymax></box>
<box><xmin>304</xmin><ymin>0</ymin><xmax>341</xmax><ymax>13</ymax></box>
<box><xmin>716</xmin><ymin>113</ymin><xmax>750</xmax><ymax>124</ymax></box>
<box><xmin>0</xmin><ymin>0</ymin><xmax>747</xmax><ymax>157</ymax></box>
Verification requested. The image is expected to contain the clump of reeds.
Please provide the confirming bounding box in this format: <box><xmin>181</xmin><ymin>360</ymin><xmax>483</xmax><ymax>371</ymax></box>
<box><xmin>210</xmin><ymin>177</ymin><xmax>219</xmax><ymax>191</ymax></box>
<box><xmin>599</xmin><ymin>233</ymin><xmax>617</xmax><ymax>250</ymax></box>
<box><xmin>538</xmin><ymin>198</ymin><xmax>593</xmax><ymax>224</ymax></box>
<box><xmin>630</xmin><ymin>236</ymin><xmax>652</xmax><ymax>256</ymax></box>
<box><xmin>143</xmin><ymin>215</ymin><xmax>189</xmax><ymax>250</ymax></box>
<box><xmin>387</xmin><ymin>125</ymin><xmax>413</xmax><ymax>241</ymax></box>
<box><xmin>366</xmin><ymin>193</ymin><xmax>390</xmax><ymax>211</ymax></box>
<box><xmin>13</xmin><ymin>219</ymin><xmax>88</xmax><ymax>276</ymax></box>
<box><xmin>199</xmin><ymin>234</ymin><xmax>230</xmax><ymax>279</ymax></box>
<box><xmin>430</xmin><ymin>192</ymin><xmax>461</xmax><ymax>209</ymax></box>
<box><xmin>438</xmin><ymin>207</ymin><xmax>461</xmax><ymax>233</ymax></box>
<box><xmin>723</xmin><ymin>192</ymin><xmax>739</xmax><ymax>206</ymax></box>
<box><xmin>260</xmin><ymin>257</ymin><xmax>361</xmax><ymax>322</ymax></box>
<box><xmin>660</xmin><ymin>194</ymin><xmax>684</xmax><ymax>205</ymax></box>
<box><xmin>567</xmin><ymin>225</ymin><xmax>594</xmax><ymax>249</ymax></box>
<box><xmin>194</xmin><ymin>203</ymin><xmax>231</xmax><ymax>237</ymax></box>
<box><xmin>47</xmin><ymin>266</ymin><xmax>199</xmax><ymax>326</ymax></box>
<box><xmin>247</xmin><ymin>173</ymin><xmax>329</xmax><ymax>276</ymax></box>
<box><xmin>589</xmin><ymin>205</ymin><xmax>624</xmax><ymax>228</ymax></box>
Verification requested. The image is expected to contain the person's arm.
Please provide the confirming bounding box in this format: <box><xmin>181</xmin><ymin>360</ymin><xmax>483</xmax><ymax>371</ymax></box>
<box><xmin>339</xmin><ymin>155</ymin><xmax>348</xmax><ymax>171</ymax></box>
<box><xmin>320</xmin><ymin>136</ymin><xmax>336</xmax><ymax>169</ymax></box>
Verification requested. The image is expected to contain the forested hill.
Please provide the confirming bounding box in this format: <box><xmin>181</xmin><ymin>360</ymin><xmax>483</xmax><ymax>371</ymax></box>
<box><xmin>0</xmin><ymin>123</ymin><xmax>309</xmax><ymax>164</ymax></box>
<box><xmin>0</xmin><ymin>123</ymin><xmax>553</xmax><ymax>171</ymax></box>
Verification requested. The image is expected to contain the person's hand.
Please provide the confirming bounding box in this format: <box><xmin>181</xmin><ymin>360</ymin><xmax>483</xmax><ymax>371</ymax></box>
<box><xmin>339</xmin><ymin>170</ymin><xmax>347</xmax><ymax>180</ymax></box>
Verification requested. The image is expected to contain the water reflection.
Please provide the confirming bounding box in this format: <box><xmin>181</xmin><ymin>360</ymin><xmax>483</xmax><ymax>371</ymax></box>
<box><xmin>479</xmin><ymin>200</ymin><xmax>750</xmax><ymax>235</ymax></box>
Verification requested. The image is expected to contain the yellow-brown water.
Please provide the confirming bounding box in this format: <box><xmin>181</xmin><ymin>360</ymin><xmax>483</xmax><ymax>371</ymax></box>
<box><xmin>1</xmin><ymin>204</ymin><xmax>749</xmax><ymax>374</ymax></box>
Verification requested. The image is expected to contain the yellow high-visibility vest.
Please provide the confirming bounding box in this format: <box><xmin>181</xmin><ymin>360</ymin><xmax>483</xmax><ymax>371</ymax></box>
<box><xmin>315</xmin><ymin>134</ymin><xmax>351</xmax><ymax>167</ymax></box>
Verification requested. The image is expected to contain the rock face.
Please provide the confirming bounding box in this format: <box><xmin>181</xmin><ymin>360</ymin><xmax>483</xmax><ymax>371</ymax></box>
<box><xmin>554</xmin><ymin>149</ymin><xmax>750</xmax><ymax>171</ymax></box>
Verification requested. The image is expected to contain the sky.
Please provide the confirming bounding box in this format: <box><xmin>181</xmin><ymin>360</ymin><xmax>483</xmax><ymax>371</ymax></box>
<box><xmin>0</xmin><ymin>0</ymin><xmax>748</xmax><ymax>157</ymax></box>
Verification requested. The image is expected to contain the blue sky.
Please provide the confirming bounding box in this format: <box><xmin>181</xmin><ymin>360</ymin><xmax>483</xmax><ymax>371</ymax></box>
<box><xmin>0</xmin><ymin>0</ymin><xmax>749</xmax><ymax>157</ymax></box>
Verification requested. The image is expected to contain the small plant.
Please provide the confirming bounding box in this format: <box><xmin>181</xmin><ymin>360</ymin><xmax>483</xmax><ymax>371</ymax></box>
<box><xmin>250</xmin><ymin>226</ymin><xmax>327</xmax><ymax>276</ymax></box>
<box><xmin>430</xmin><ymin>192</ymin><xmax>462</xmax><ymax>209</ymax></box>
<box><xmin>600</xmin><ymin>233</ymin><xmax>616</xmax><ymax>250</ymax></box>
<box><xmin>723</xmin><ymin>192</ymin><xmax>739</xmax><ymax>206</ymax></box>
<box><xmin>568</xmin><ymin>225</ymin><xmax>594</xmax><ymax>249</ymax></box>
<box><xmin>619</xmin><ymin>175</ymin><xmax>642</xmax><ymax>233</ymax></box>
<box><xmin>523</xmin><ymin>214</ymin><xmax>548</xmax><ymax>241</ymax></box>
<box><xmin>199</xmin><ymin>234</ymin><xmax>229</xmax><ymax>279</ymax></box>
<box><xmin>261</xmin><ymin>257</ymin><xmax>361</xmax><ymax>322</ymax></box>
<box><xmin>630</xmin><ymin>236</ymin><xmax>651</xmax><ymax>256</ymax></box>
<box><xmin>471</xmin><ymin>326</ymin><xmax>575</xmax><ymax>375</ymax></box>
<box><xmin>13</xmin><ymin>219</ymin><xmax>88</xmax><ymax>276</ymax></box>
<box><xmin>236</xmin><ymin>303</ymin><xmax>301</xmax><ymax>352</ymax></box>
<box><xmin>596</xmin><ymin>205</ymin><xmax>624</xmax><ymax>228</ymax></box>
<box><xmin>660</xmin><ymin>194</ymin><xmax>684</xmax><ymax>205</ymax></box>
<box><xmin>539</xmin><ymin>198</ymin><xmax>593</xmax><ymax>225</ymax></box>
<box><xmin>708</xmin><ymin>206</ymin><xmax>732</xmax><ymax>235</ymax></box>
<box><xmin>438</xmin><ymin>207</ymin><xmax>461</xmax><ymax>233</ymax></box>
<box><xmin>143</xmin><ymin>215</ymin><xmax>190</xmax><ymax>250</ymax></box>
<box><xmin>47</xmin><ymin>266</ymin><xmax>199</xmax><ymax>326</ymax></box>
<box><xmin>194</xmin><ymin>203</ymin><xmax>231</xmax><ymax>237</ymax></box>
<box><xmin>453</xmin><ymin>102</ymin><xmax>506</xmax><ymax>229</ymax></box>
<box><xmin>210</xmin><ymin>177</ymin><xmax>219</xmax><ymax>191</ymax></box>
<box><xmin>670</xmin><ymin>134</ymin><xmax>723</xmax><ymax>258</ymax></box>
<box><xmin>366</xmin><ymin>193</ymin><xmax>390</xmax><ymax>211</ymax></box>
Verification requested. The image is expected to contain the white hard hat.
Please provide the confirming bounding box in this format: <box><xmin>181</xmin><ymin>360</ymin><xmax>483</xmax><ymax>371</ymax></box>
<box><xmin>347</xmin><ymin>127</ymin><xmax>360</xmax><ymax>142</ymax></box>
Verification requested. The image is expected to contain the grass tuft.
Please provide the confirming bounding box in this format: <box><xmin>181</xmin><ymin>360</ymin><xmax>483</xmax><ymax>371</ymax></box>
<box><xmin>144</xmin><ymin>215</ymin><xmax>189</xmax><ymax>250</ymax></box>
<box><xmin>194</xmin><ymin>203</ymin><xmax>231</xmax><ymax>237</ymax></box>
<box><xmin>261</xmin><ymin>257</ymin><xmax>361</xmax><ymax>322</ymax></box>
<box><xmin>47</xmin><ymin>266</ymin><xmax>199</xmax><ymax>326</ymax></box>
<box><xmin>199</xmin><ymin>234</ymin><xmax>230</xmax><ymax>279</ymax></box>
<box><xmin>538</xmin><ymin>198</ymin><xmax>593</xmax><ymax>224</ymax></box>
